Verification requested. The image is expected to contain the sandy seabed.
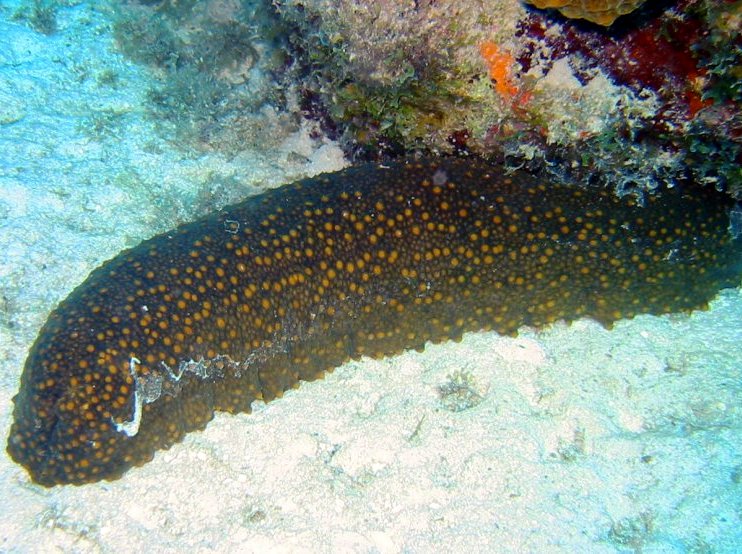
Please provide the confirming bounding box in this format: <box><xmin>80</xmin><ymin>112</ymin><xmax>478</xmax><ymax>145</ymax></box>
<box><xmin>0</xmin><ymin>3</ymin><xmax>740</xmax><ymax>552</ymax></box>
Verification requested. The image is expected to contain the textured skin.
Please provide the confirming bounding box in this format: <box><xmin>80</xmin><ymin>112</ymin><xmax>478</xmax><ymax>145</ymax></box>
<box><xmin>7</xmin><ymin>157</ymin><xmax>742</xmax><ymax>486</ymax></box>
<box><xmin>524</xmin><ymin>0</ymin><xmax>647</xmax><ymax>25</ymax></box>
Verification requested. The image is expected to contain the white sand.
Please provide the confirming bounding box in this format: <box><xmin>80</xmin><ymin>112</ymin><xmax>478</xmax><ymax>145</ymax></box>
<box><xmin>0</xmin><ymin>3</ymin><xmax>740</xmax><ymax>552</ymax></box>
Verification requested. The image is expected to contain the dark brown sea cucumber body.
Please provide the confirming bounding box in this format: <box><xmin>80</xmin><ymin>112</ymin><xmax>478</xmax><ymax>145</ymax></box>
<box><xmin>7</xmin><ymin>157</ymin><xmax>742</xmax><ymax>485</ymax></box>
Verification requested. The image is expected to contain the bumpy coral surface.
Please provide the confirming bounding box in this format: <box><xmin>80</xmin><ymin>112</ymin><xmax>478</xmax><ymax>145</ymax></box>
<box><xmin>524</xmin><ymin>0</ymin><xmax>647</xmax><ymax>25</ymax></box>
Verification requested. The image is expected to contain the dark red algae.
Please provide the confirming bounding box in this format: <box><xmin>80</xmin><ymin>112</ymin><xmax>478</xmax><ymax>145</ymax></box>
<box><xmin>516</xmin><ymin>0</ymin><xmax>715</xmax><ymax>127</ymax></box>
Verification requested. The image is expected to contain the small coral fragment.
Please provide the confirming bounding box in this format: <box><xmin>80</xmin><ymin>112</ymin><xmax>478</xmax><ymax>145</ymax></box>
<box><xmin>524</xmin><ymin>0</ymin><xmax>647</xmax><ymax>26</ymax></box>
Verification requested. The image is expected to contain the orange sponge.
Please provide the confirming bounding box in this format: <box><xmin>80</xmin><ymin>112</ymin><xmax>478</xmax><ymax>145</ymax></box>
<box><xmin>479</xmin><ymin>41</ymin><xmax>519</xmax><ymax>99</ymax></box>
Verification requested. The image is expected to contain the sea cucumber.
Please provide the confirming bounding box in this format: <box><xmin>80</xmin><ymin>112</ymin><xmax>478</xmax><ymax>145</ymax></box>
<box><xmin>7</xmin><ymin>157</ymin><xmax>741</xmax><ymax>486</ymax></box>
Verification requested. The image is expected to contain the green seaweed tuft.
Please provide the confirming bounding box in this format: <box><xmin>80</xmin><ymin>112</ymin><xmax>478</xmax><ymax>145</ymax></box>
<box><xmin>12</xmin><ymin>0</ymin><xmax>61</xmax><ymax>35</ymax></box>
<box><xmin>438</xmin><ymin>370</ymin><xmax>486</xmax><ymax>412</ymax></box>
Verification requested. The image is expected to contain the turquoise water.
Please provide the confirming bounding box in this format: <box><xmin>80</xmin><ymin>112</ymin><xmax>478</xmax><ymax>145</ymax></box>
<box><xmin>0</xmin><ymin>2</ymin><xmax>740</xmax><ymax>551</ymax></box>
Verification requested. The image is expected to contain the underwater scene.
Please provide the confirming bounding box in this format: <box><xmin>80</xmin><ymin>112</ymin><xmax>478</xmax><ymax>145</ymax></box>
<box><xmin>0</xmin><ymin>0</ymin><xmax>740</xmax><ymax>551</ymax></box>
